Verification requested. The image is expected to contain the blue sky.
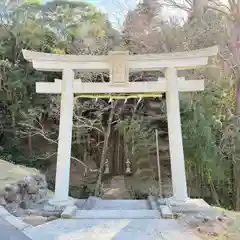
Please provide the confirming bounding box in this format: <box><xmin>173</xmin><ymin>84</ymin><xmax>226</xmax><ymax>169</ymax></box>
<box><xmin>80</xmin><ymin>1</ymin><xmax>187</xmax><ymax>28</ymax></box>
<box><xmin>42</xmin><ymin>0</ymin><xmax>229</xmax><ymax>27</ymax></box>
<box><xmin>42</xmin><ymin>0</ymin><xmax>187</xmax><ymax>29</ymax></box>
<box><xmin>42</xmin><ymin>0</ymin><xmax>139</xmax><ymax>28</ymax></box>
<box><xmin>85</xmin><ymin>0</ymin><xmax>139</xmax><ymax>29</ymax></box>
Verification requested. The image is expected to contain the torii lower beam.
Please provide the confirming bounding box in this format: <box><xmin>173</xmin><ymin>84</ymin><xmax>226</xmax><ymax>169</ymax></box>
<box><xmin>35</xmin><ymin>79</ymin><xmax>204</xmax><ymax>94</ymax></box>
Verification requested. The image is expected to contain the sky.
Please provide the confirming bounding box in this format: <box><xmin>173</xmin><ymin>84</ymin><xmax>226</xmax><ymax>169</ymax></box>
<box><xmin>41</xmin><ymin>0</ymin><xmax>142</xmax><ymax>28</ymax></box>
<box><xmin>87</xmin><ymin>0</ymin><xmax>187</xmax><ymax>28</ymax></box>
<box><xmin>42</xmin><ymin>0</ymin><xmax>188</xmax><ymax>29</ymax></box>
<box><xmin>89</xmin><ymin>0</ymin><xmax>229</xmax><ymax>29</ymax></box>
<box><xmin>42</xmin><ymin>0</ymin><xmax>229</xmax><ymax>29</ymax></box>
<box><xmin>87</xmin><ymin>0</ymin><xmax>144</xmax><ymax>29</ymax></box>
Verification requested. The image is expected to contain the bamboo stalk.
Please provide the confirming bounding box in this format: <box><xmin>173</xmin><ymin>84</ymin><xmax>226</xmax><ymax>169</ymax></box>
<box><xmin>155</xmin><ymin>129</ymin><xmax>162</xmax><ymax>197</ymax></box>
<box><xmin>28</xmin><ymin>131</ymin><xmax>32</xmax><ymax>151</ymax></box>
<box><xmin>117</xmin><ymin>130</ymin><xmax>120</xmax><ymax>173</ymax></box>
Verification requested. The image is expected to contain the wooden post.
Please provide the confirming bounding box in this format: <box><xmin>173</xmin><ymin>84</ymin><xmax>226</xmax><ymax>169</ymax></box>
<box><xmin>28</xmin><ymin>131</ymin><xmax>32</xmax><ymax>151</ymax></box>
<box><xmin>155</xmin><ymin>129</ymin><xmax>162</xmax><ymax>197</ymax></box>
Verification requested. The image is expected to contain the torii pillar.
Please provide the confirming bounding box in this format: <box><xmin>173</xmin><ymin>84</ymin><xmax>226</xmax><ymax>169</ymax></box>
<box><xmin>53</xmin><ymin>69</ymin><xmax>74</xmax><ymax>204</ymax></box>
<box><xmin>166</xmin><ymin>67</ymin><xmax>188</xmax><ymax>202</ymax></box>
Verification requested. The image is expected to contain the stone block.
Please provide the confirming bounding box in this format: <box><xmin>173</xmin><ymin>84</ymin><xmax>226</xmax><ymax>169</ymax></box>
<box><xmin>160</xmin><ymin>205</ymin><xmax>173</xmax><ymax>219</ymax></box>
<box><xmin>61</xmin><ymin>205</ymin><xmax>77</xmax><ymax>219</ymax></box>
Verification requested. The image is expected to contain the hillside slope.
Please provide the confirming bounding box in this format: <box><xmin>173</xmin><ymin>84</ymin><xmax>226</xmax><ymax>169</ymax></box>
<box><xmin>0</xmin><ymin>160</ymin><xmax>41</xmax><ymax>195</ymax></box>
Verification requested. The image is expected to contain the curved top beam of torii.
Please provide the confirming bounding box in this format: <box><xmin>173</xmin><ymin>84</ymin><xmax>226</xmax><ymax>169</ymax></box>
<box><xmin>22</xmin><ymin>46</ymin><xmax>219</xmax><ymax>72</ymax></box>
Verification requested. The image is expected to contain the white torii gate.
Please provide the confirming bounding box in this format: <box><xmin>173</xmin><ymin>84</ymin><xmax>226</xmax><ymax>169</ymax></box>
<box><xmin>23</xmin><ymin>46</ymin><xmax>218</xmax><ymax>205</ymax></box>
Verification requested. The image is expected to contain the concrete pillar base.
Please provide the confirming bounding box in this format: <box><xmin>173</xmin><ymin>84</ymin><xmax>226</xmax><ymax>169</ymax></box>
<box><xmin>48</xmin><ymin>197</ymin><xmax>75</xmax><ymax>207</ymax></box>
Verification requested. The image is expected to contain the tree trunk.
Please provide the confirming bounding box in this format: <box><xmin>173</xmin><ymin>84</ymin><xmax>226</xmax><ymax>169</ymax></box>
<box><xmin>234</xmin><ymin>77</ymin><xmax>240</xmax><ymax>209</ymax></box>
<box><xmin>94</xmin><ymin>102</ymin><xmax>116</xmax><ymax>196</ymax></box>
<box><xmin>192</xmin><ymin>0</ymin><xmax>208</xmax><ymax>18</ymax></box>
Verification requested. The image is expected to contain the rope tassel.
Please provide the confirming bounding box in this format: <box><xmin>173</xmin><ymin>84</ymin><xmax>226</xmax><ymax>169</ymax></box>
<box><xmin>137</xmin><ymin>97</ymin><xmax>142</xmax><ymax>104</ymax></box>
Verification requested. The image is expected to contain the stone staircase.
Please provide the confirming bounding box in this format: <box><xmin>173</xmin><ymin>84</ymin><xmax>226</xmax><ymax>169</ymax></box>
<box><xmin>72</xmin><ymin>197</ymin><xmax>171</xmax><ymax>220</ymax></box>
<box><xmin>92</xmin><ymin>200</ymin><xmax>150</xmax><ymax>210</ymax></box>
<box><xmin>24</xmin><ymin>198</ymin><xmax>203</xmax><ymax>240</ymax></box>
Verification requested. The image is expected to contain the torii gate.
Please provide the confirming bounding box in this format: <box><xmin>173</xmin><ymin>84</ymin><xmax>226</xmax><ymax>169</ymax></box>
<box><xmin>23</xmin><ymin>46</ymin><xmax>218</xmax><ymax>205</ymax></box>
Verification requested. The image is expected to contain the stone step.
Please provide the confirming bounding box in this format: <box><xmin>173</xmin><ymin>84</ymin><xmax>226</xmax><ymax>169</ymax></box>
<box><xmin>93</xmin><ymin>200</ymin><xmax>150</xmax><ymax>210</ymax></box>
<box><xmin>75</xmin><ymin>210</ymin><xmax>162</xmax><ymax>219</ymax></box>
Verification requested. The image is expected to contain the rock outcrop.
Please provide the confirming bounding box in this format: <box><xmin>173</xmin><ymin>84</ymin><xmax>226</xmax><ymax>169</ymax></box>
<box><xmin>0</xmin><ymin>159</ymin><xmax>40</xmax><ymax>195</ymax></box>
<box><xmin>3</xmin><ymin>174</ymin><xmax>48</xmax><ymax>212</ymax></box>
<box><xmin>0</xmin><ymin>160</ymin><xmax>63</xmax><ymax>225</ymax></box>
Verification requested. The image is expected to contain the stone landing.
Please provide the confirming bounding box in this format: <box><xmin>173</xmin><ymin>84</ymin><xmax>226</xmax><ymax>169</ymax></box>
<box><xmin>23</xmin><ymin>218</ymin><xmax>200</xmax><ymax>240</ymax></box>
